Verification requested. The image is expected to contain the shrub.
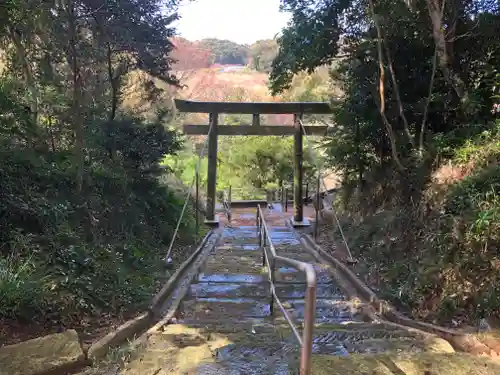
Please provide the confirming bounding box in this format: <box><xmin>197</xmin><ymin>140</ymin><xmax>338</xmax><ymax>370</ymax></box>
<box><xmin>0</xmin><ymin>255</ymin><xmax>47</xmax><ymax>320</ymax></box>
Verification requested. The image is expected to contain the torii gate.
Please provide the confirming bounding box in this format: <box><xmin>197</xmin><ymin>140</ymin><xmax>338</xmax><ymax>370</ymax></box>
<box><xmin>175</xmin><ymin>99</ymin><xmax>333</xmax><ymax>227</ymax></box>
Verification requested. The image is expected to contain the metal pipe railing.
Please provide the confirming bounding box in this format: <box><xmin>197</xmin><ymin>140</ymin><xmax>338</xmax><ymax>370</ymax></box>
<box><xmin>221</xmin><ymin>189</ymin><xmax>232</xmax><ymax>222</ymax></box>
<box><xmin>256</xmin><ymin>205</ymin><xmax>317</xmax><ymax>375</ymax></box>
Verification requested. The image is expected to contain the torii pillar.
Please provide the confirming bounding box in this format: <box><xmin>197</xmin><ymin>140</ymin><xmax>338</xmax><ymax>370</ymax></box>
<box><xmin>293</xmin><ymin>113</ymin><xmax>309</xmax><ymax>227</ymax></box>
<box><xmin>205</xmin><ymin>112</ymin><xmax>219</xmax><ymax>227</ymax></box>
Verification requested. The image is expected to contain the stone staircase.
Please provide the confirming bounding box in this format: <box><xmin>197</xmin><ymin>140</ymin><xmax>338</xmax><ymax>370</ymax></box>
<box><xmin>118</xmin><ymin>209</ymin><xmax>454</xmax><ymax>374</ymax></box>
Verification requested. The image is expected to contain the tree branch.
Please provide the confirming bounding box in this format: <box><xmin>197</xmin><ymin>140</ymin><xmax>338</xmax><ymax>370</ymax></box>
<box><xmin>383</xmin><ymin>39</ymin><xmax>416</xmax><ymax>148</ymax></box>
<box><xmin>419</xmin><ymin>0</ymin><xmax>446</xmax><ymax>153</ymax></box>
<box><xmin>368</xmin><ymin>0</ymin><xmax>405</xmax><ymax>171</ymax></box>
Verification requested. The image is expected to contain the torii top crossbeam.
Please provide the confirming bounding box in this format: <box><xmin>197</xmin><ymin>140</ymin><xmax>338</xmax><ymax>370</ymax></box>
<box><xmin>175</xmin><ymin>99</ymin><xmax>334</xmax><ymax>136</ymax></box>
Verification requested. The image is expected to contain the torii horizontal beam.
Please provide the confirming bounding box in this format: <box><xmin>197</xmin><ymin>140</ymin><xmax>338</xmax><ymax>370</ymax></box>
<box><xmin>174</xmin><ymin>99</ymin><xmax>334</xmax><ymax>114</ymax></box>
<box><xmin>182</xmin><ymin>124</ymin><xmax>329</xmax><ymax>136</ymax></box>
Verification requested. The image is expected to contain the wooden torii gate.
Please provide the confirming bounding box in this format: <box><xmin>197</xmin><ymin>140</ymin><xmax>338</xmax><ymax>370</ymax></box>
<box><xmin>175</xmin><ymin>99</ymin><xmax>333</xmax><ymax>227</ymax></box>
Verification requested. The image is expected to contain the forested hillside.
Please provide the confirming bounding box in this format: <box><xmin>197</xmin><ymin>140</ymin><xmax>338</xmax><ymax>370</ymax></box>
<box><xmin>0</xmin><ymin>0</ymin><xmax>200</xmax><ymax>343</ymax></box>
<box><xmin>271</xmin><ymin>0</ymin><xmax>500</xmax><ymax>326</ymax></box>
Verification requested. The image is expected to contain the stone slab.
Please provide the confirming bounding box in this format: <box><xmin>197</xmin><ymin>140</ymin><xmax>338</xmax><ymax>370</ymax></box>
<box><xmin>189</xmin><ymin>282</ymin><xmax>270</xmax><ymax>298</ymax></box>
<box><xmin>0</xmin><ymin>329</ymin><xmax>86</xmax><ymax>375</ymax></box>
<box><xmin>204</xmin><ymin>217</ymin><xmax>220</xmax><ymax>228</ymax></box>
<box><xmin>88</xmin><ymin>312</ymin><xmax>152</xmax><ymax>360</ymax></box>
<box><xmin>311</xmin><ymin>353</ymin><xmax>500</xmax><ymax>375</ymax></box>
<box><xmin>180</xmin><ymin>297</ymin><xmax>271</xmax><ymax>320</ymax></box>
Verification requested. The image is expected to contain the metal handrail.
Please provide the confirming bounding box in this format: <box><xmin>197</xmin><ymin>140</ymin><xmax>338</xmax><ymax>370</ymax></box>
<box><xmin>165</xmin><ymin>117</ymin><xmax>215</xmax><ymax>264</ymax></box>
<box><xmin>256</xmin><ymin>205</ymin><xmax>316</xmax><ymax>375</ymax></box>
<box><xmin>221</xmin><ymin>189</ymin><xmax>232</xmax><ymax>222</ymax></box>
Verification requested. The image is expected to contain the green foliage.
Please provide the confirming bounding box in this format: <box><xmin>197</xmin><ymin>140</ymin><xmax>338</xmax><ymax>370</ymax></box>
<box><xmin>0</xmin><ymin>256</ymin><xmax>46</xmax><ymax>320</ymax></box>
<box><xmin>199</xmin><ymin>39</ymin><xmax>249</xmax><ymax>65</ymax></box>
<box><xmin>280</xmin><ymin>67</ymin><xmax>334</xmax><ymax>102</ymax></box>
<box><xmin>272</xmin><ymin>0</ymin><xmax>500</xmax><ymax>323</ymax></box>
<box><xmin>0</xmin><ymin>0</ymin><xmax>198</xmax><ymax>325</ymax></box>
<box><xmin>0</xmin><ymin>112</ymin><xmax>192</xmax><ymax>318</ymax></box>
<box><xmin>216</xmin><ymin>136</ymin><xmax>318</xmax><ymax>191</ymax></box>
<box><xmin>249</xmin><ymin>39</ymin><xmax>279</xmax><ymax>73</ymax></box>
<box><xmin>270</xmin><ymin>0</ymin><xmax>350</xmax><ymax>93</ymax></box>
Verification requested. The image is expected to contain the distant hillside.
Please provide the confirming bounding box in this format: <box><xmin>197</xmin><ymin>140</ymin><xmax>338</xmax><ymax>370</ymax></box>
<box><xmin>120</xmin><ymin>36</ymin><xmax>332</xmax><ymax>128</ymax></box>
<box><xmin>170</xmin><ymin>37</ymin><xmax>278</xmax><ymax>73</ymax></box>
<box><xmin>198</xmin><ymin>39</ymin><xmax>250</xmax><ymax>66</ymax></box>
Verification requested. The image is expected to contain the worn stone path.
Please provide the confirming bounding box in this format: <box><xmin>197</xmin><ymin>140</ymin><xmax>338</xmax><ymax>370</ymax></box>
<box><xmin>110</xmin><ymin>207</ymin><xmax>455</xmax><ymax>374</ymax></box>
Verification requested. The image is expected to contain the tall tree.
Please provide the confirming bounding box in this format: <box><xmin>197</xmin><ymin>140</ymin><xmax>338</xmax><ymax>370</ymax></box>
<box><xmin>1</xmin><ymin>0</ymin><xmax>183</xmax><ymax>191</ymax></box>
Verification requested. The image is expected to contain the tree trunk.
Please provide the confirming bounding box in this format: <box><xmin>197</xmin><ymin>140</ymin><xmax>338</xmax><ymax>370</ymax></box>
<box><xmin>425</xmin><ymin>0</ymin><xmax>467</xmax><ymax>102</ymax></box>
<box><xmin>9</xmin><ymin>28</ymin><xmax>39</xmax><ymax>133</ymax></box>
<box><xmin>67</xmin><ymin>0</ymin><xmax>85</xmax><ymax>193</ymax></box>
<box><xmin>367</xmin><ymin>1</ymin><xmax>405</xmax><ymax>171</ymax></box>
<box><xmin>106</xmin><ymin>43</ymin><xmax>118</xmax><ymax>161</ymax></box>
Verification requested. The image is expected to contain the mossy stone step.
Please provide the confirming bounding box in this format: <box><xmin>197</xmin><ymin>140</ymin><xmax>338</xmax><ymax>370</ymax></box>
<box><xmin>179</xmin><ymin>297</ymin><xmax>271</xmax><ymax>320</ymax></box>
<box><xmin>343</xmin><ymin>336</ymin><xmax>455</xmax><ymax>354</ymax></box>
<box><xmin>188</xmin><ymin>281</ymin><xmax>344</xmax><ymax>299</ymax></box>
<box><xmin>310</xmin><ymin>353</ymin><xmax>500</xmax><ymax>375</ymax></box>
<box><xmin>202</xmin><ymin>255</ymin><xmax>266</xmax><ymax>274</ymax></box>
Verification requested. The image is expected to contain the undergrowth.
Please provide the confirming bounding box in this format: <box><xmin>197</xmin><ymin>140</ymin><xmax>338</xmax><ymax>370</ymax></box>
<box><xmin>336</xmin><ymin>122</ymin><xmax>500</xmax><ymax>325</ymax></box>
<box><xmin>0</xmin><ymin>115</ymin><xmax>199</xmax><ymax>326</ymax></box>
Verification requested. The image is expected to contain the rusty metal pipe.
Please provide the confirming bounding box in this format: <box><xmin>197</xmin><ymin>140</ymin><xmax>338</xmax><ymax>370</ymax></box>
<box><xmin>257</xmin><ymin>206</ymin><xmax>317</xmax><ymax>375</ymax></box>
<box><xmin>301</xmin><ymin>276</ymin><xmax>317</xmax><ymax>375</ymax></box>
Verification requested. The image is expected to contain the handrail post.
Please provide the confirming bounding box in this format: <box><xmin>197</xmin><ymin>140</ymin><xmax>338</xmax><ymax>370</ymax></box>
<box><xmin>256</xmin><ymin>208</ymin><xmax>260</xmax><ymax>234</ymax></box>
<box><xmin>195</xmin><ymin>171</ymin><xmax>199</xmax><ymax>235</ymax></box>
<box><xmin>262</xmin><ymin>219</ymin><xmax>267</xmax><ymax>266</ymax></box>
<box><xmin>300</xmin><ymin>279</ymin><xmax>317</xmax><ymax>375</ymax></box>
<box><xmin>269</xmin><ymin>255</ymin><xmax>276</xmax><ymax>314</ymax></box>
<box><xmin>287</xmin><ymin>187</ymin><xmax>289</xmax><ymax>212</ymax></box>
<box><xmin>314</xmin><ymin>174</ymin><xmax>320</xmax><ymax>240</ymax></box>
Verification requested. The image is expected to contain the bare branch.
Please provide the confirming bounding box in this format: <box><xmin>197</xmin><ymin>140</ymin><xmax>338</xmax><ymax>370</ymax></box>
<box><xmin>383</xmin><ymin>40</ymin><xmax>416</xmax><ymax>148</ymax></box>
<box><xmin>368</xmin><ymin>0</ymin><xmax>405</xmax><ymax>171</ymax></box>
<box><xmin>419</xmin><ymin>0</ymin><xmax>446</xmax><ymax>153</ymax></box>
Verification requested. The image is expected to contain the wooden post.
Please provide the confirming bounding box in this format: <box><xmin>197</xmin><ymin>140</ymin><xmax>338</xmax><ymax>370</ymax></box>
<box><xmin>284</xmin><ymin>188</ymin><xmax>288</xmax><ymax>212</ymax></box>
<box><xmin>314</xmin><ymin>174</ymin><xmax>320</xmax><ymax>240</ymax></box>
<box><xmin>205</xmin><ymin>112</ymin><xmax>218</xmax><ymax>224</ymax></box>
<box><xmin>293</xmin><ymin>113</ymin><xmax>304</xmax><ymax>224</ymax></box>
<box><xmin>305</xmin><ymin>183</ymin><xmax>309</xmax><ymax>206</ymax></box>
<box><xmin>195</xmin><ymin>171</ymin><xmax>199</xmax><ymax>234</ymax></box>
<box><xmin>252</xmin><ymin>114</ymin><xmax>260</xmax><ymax>126</ymax></box>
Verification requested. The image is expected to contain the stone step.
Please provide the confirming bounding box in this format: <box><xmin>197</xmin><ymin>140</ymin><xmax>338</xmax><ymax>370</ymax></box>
<box><xmin>196</xmin><ymin>267</ymin><xmax>332</xmax><ymax>285</ymax></box>
<box><xmin>188</xmin><ymin>282</ymin><xmax>344</xmax><ymax>299</ymax></box>
<box><xmin>197</xmin><ymin>272</ymin><xmax>266</xmax><ymax>283</ymax></box>
<box><xmin>311</xmin><ymin>326</ymin><xmax>419</xmax><ymax>345</ymax></box>
<box><xmin>150</xmin><ymin>323</ymin><xmax>294</xmax><ymax>374</ymax></box>
<box><xmin>176</xmin><ymin>317</ymin><xmax>279</xmax><ymax>333</ymax></box>
<box><xmin>313</xmin><ymin>321</ymin><xmax>412</xmax><ymax>332</ymax></box>
<box><xmin>214</xmin><ymin>246</ymin><xmax>261</xmax><ymax>258</ymax></box>
<box><xmin>274</xmin><ymin>263</ymin><xmax>333</xmax><ymax>283</ymax></box>
<box><xmin>179</xmin><ymin>297</ymin><xmax>270</xmax><ymax>320</ymax></box>
<box><xmin>202</xmin><ymin>255</ymin><xmax>265</xmax><ymax>274</ymax></box>
<box><xmin>188</xmin><ymin>282</ymin><xmax>270</xmax><ymax>298</ymax></box>
<box><xmin>343</xmin><ymin>337</ymin><xmax>430</xmax><ymax>354</ymax></box>
<box><xmin>216</xmin><ymin>243</ymin><xmax>260</xmax><ymax>251</ymax></box>
<box><xmin>287</xmin><ymin>299</ymin><xmax>363</xmax><ymax>324</ymax></box>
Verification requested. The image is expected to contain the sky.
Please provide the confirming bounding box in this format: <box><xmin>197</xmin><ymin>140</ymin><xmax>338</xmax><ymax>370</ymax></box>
<box><xmin>175</xmin><ymin>0</ymin><xmax>291</xmax><ymax>45</ymax></box>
